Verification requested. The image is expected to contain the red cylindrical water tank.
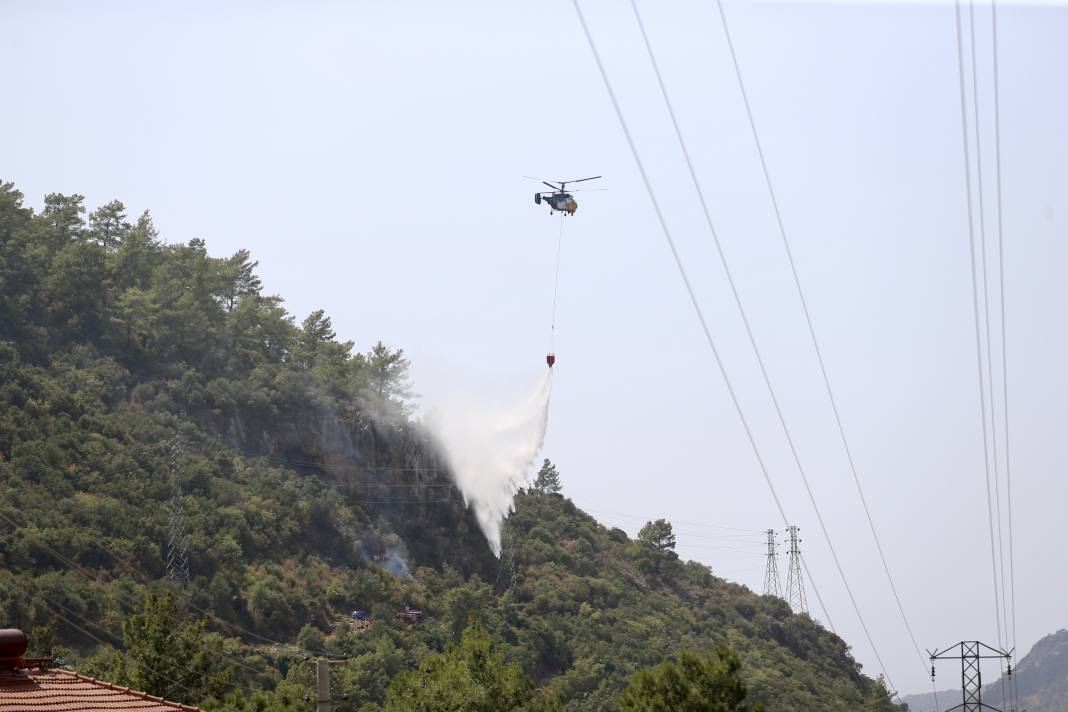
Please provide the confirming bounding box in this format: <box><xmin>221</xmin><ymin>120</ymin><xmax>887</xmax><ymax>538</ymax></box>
<box><xmin>546</xmin><ymin>353</ymin><xmax>555</xmax><ymax>368</ymax></box>
<box><xmin>0</xmin><ymin>629</ymin><xmax>27</xmax><ymax>659</ymax></box>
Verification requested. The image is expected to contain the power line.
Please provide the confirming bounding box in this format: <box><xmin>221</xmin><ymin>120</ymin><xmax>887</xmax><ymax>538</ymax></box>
<box><xmin>34</xmin><ymin>597</ymin><xmax>216</xmax><ymax>702</ymax></box>
<box><xmin>0</xmin><ymin>514</ymin><xmax>279</xmax><ymax>690</ymax></box>
<box><xmin>967</xmin><ymin>4</ymin><xmax>1011</xmax><ymax>705</ymax></box>
<box><xmin>710</xmin><ymin>0</ymin><xmax>932</xmax><ymax>688</ymax></box>
<box><xmin>678</xmin><ymin>545</ymin><xmax>768</xmax><ymax>555</ymax></box>
<box><xmin>258</xmin><ymin>455</ymin><xmax>453</xmax><ymax>477</ymax></box>
<box><xmin>5</xmin><ymin>458</ymin><xmax>464</xmax><ymax>501</ymax></box>
<box><xmin>3</xmin><ymin>452</ymin><xmax>459</xmax><ymax>486</ymax></box>
<box><xmin>955</xmin><ymin>0</ymin><xmax>1007</xmax><ymax>648</ymax></box>
<box><xmin>0</xmin><ymin>508</ymin><xmax>338</xmax><ymax>666</ymax></box>
<box><xmin>967</xmin><ymin>0</ymin><xmax>1011</xmax><ymax>663</ymax></box>
<box><xmin>36</xmin><ymin>603</ymin><xmax>197</xmax><ymax>704</ymax></box>
<box><xmin>582</xmin><ymin>517</ymin><xmax>767</xmax><ymax>542</ymax></box>
<box><xmin>569</xmin><ymin>0</ymin><xmax>836</xmax><ymax>635</ymax></box>
<box><xmin>990</xmin><ymin>0</ymin><xmax>1018</xmax><ymax>707</ymax></box>
<box><xmin>618</xmin><ymin>0</ymin><xmax>897</xmax><ymax>691</ymax></box>
<box><xmin>6</xmin><ymin>475</ymin><xmax>463</xmax><ymax>505</ymax></box>
<box><xmin>2</xmin><ymin>449</ymin><xmax>474</xmax><ymax>667</ymax></box>
<box><xmin>575</xmin><ymin>503</ymin><xmax>765</xmax><ymax>533</ymax></box>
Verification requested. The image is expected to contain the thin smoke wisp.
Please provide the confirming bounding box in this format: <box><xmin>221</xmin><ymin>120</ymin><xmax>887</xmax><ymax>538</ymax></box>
<box><xmin>423</xmin><ymin>369</ymin><xmax>552</xmax><ymax>556</ymax></box>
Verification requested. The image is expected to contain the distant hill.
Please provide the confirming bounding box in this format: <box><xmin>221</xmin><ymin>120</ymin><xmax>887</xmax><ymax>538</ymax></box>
<box><xmin>900</xmin><ymin>685</ymin><xmax>969</xmax><ymax>712</ymax></box>
<box><xmin>0</xmin><ymin>182</ymin><xmax>902</xmax><ymax>710</ymax></box>
<box><xmin>902</xmin><ymin>630</ymin><xmax>1068</xmax><ymax>712</ymax></box>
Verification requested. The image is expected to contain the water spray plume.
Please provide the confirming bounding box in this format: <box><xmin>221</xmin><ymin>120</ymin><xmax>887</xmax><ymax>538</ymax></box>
<box><xmin>424</xmin><ymin>369</ymin><xmax>553</xmax><ymax>556</ymax></box>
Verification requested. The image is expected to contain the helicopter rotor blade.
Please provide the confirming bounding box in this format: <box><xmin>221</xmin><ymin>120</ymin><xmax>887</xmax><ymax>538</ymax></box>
<box><xmin>566</xmin><ymin>176</ymin><xmax>602</xmax><ymax>184</ymax></box>
<box><xmin>542</xmin><ymin>181</ymin><xmax>560</xmax><ymax>191</ymax></box>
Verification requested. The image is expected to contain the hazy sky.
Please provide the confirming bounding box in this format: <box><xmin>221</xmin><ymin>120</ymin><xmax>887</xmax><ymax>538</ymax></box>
<box><xmin>4</xmin><ymin>0</ymin><xmax>1066</xmax><ymax>696</ymax></box>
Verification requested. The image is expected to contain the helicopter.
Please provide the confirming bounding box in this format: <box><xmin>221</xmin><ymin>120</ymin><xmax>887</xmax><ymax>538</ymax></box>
<box><xmin>532</xmin><ymin>176</ymin><xmax>602</xmax><ymax>215</ymax></box>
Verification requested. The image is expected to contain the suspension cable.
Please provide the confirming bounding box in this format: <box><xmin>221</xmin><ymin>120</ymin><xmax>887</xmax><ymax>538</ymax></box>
<box><xmin>955</xmin><ymin>0</ymin><xmax>1007</xmax><ymax>661</ymax></box>
<box><xmin>568</xmin><ymin>0</ymin><xmax>840</xmax><ymax>634</ymax></box>
<box><xmin>990</xmin><ymin>1</ymin><xmax>1019</xmax><ymax>707</ymax></box>
<box><xmin>620</xmin><ymin>0</ymin><xmax>898</xmax><ymax>692</ymax></box>
<box><xmin>551</xmin><ymin>213</ymin><xmax>564</xmax><ymax>334</ymax></box>
<box><xmin>703</xmin><ymin>0</ymin><xmax>928</xmax><ymax>690</ymax></box>
<box><xmin>967</xmin><ymin>4</ymin><xmax>1011</xmax><ymax>706</ymax></box>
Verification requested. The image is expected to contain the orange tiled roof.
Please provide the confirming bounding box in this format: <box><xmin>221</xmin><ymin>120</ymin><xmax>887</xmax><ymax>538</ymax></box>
<box><xmin>0</xmin><ymin>665</ymin><xmax>202</xmax><ymax>711</ymax></box>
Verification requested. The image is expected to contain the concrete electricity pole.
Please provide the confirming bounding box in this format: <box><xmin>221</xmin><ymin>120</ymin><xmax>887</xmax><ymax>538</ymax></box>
<box><xmin>762</xmin><ymin>529</ymin><xmax>782</xmax><ymax>598</ymax></box>
<box><xmin>316</xmin><ymin>658</ymin><xmax>330</xmax><ymax>712</ymax></box>
<box><xmin>314</xmin><ymin>657</ymin><xmax>350</xmax><ymax>712</ymax></box>
<box><xmin>784</xmin><ymin>525</ymin><xmax>807</xmax><ymax>615</ymax></box>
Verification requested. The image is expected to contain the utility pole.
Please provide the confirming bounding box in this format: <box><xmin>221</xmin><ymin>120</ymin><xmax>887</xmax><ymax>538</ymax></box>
<box><xmin>165</xmin><ymin>441</ymin><xmax>190</xmax><ymax>587</ymax></box>
<box><xmin>784</xmin><ymin>525</ymin><xmax>807</xmax><ymax>615</ymax></box>
<box><xmin>762</xmin><ymin>528</ymin><xmax>782</xmax><ymax>598</ymax></box>
<box><xmin>316</xmin><ymin>658</ymin><xmax>330</xmax><ymax>712</ymax></box>
<box><xmin>313</xmin><ymin>657</ymin><xmax>349</xmax><ymax>712</ymax></box>
<box><xmin>928</xmin><ymin>641</ymin><xmax>1013</xmax><ymax>711</ymax></box>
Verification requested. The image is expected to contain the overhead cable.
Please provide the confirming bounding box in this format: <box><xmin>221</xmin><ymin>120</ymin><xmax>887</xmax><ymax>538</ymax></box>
<box><xmin>967</xmin><ymin>3</ymin><xmax>1012</xmax><ymax>706</ymax></box>
<box><xmin>954</xmin><ymin>0</ymin><xmax>1007</xmax><ymax>660</ymax></box>
<box><xmin>0</xmin><ymin>509</ymin><xmax>338</xmax><ymax>663</ymax></box>
<box><xmin>709</xmin><ymin>0</ymin><xmax>932</xmax><ymax>688</ymax></box>
<box><xmin>570</xmin><ymin>0</ymin><xmax>836</xmax><ymax>634</ymax></box>
<box><xmin>968</xmin><ymin>3</ymin><xmax>1012</xmax><ymax>667</ymax></box>
<box><xmin>619</xmin><ymin>0</ymin><xmax>904</xmax><ymax>692</ymax></box>
<box><xmin>0</xmin><ymin>514</ymin><xmax>279</xmax><ymax>687</ymax></box>
<box><xmin>990</xmin><ymin>1</ymin><xmax>1019</xmax><ymax>707</ymax></box>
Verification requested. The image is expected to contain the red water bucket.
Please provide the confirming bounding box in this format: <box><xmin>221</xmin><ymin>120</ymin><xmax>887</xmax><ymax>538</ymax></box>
<box><xmin>546</xmin><ymin>353</ymin><xmax>556</xmax><ymax>368</ymax></box>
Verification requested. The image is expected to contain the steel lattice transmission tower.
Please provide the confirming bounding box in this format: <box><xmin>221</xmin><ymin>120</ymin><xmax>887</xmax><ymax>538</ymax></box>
<box><xmin>166</xmin><ymin>441</ymin><xmax>190</xmax><ymax>587</ymax></box>
<box><xmin>928</xmin><ymin>640</ymin><xmax>1013</xmax><ymax>711</ymax></box>
<box><xmin>762</xmin><ymin>528</ymin><xmax>782</xmax><ymax>598</ymax></box>
<box><xmin>784</xmin><ymin>525</ymin><xmax>807</xmax><ymax>614</ymax></box>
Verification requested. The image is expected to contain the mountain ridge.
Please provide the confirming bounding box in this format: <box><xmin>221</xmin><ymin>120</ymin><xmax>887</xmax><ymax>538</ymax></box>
<box><xmin>0</xmin><ymin>181</ymin><xmax>900</xmax><ymax>710</ymax></box>
<box><xmin>901</xmin><ymin>629</ymin><xmax>1068</xmax><ymax>712</ymax></box>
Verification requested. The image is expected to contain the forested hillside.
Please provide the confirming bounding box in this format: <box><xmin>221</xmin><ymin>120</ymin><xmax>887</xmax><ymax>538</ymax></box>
<box><xmin>0</xmin><ymin>182</ymin><xmax>900</xmax><ymax>710</ymax></box>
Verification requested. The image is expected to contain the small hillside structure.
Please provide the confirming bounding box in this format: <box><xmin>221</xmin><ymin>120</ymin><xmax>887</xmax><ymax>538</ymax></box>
<box><xmin>394</xmin><ymin>606</ymin><xmax>424</xmax><ymax>624</ymax></box>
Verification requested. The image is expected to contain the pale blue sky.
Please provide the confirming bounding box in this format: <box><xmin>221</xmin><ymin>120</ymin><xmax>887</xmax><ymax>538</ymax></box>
<box><xmin>4</xmin><ymin>0</ymin><xmax>1066</xmax><ymax>696</ymax></box>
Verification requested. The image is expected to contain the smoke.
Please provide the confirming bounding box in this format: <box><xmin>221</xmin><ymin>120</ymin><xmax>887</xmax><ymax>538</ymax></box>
<box><xmin>423</xmin><ymin>369</ymin><xmax>553</xmax><ymax>556</ymax></box>
<box><xmin>381</xmin><ymin>546</ymin><xmax>411</xmax><ymax>578</ymax></box>
<box><xmin>353</xmin><ymin>530</ymin><xmax>413</xmax><ymax>578</ymax></box>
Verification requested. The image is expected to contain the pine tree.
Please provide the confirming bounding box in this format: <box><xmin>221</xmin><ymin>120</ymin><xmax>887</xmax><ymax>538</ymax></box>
<box><xmin>41</xmin><ymin>192</ymin><xmax>86</xmax><ymax>247</ymax></box>
<box><xmin>638</xmin><ymin>519</ymin><xmax>677</xmax><ymax>574</ymax></box>
<box><xmin>532</xmin><ymin>458</ymin><xmax>562</xmax><ymax>495</ymax></box>
<box><xmin>362</xmin><ymin>341</ymin><xmax>414</xmax><ymax>416</ymax></box>
<box><xmin>385</xmin><ymin>621</ymin><xmax>532</xmax><ymax>712</ymax></box>
<box><xmin>618</xmin><ymin>646</ymin><xmax>764</xmax><ymax>712</ymax></box>
<box><xmin>117</xmin><ymin>592</ymin><xmax>230</xmax><ymax>704</ymax></box>
<box><xmin>88</xmin><ymin>200</ymin><xmax>131</xmax><ymax>251</ymax></box>
<box><xmin>222</xmin><ymin>249</ymin><xmax>261</xmax><ymax>311</ymax></box>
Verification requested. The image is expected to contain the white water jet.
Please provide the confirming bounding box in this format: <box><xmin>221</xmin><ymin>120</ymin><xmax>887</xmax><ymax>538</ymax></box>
<box><xmin>423</xmin><ymin>369</ymin><xmax>552</xmax><ymax>556</ymax></box>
